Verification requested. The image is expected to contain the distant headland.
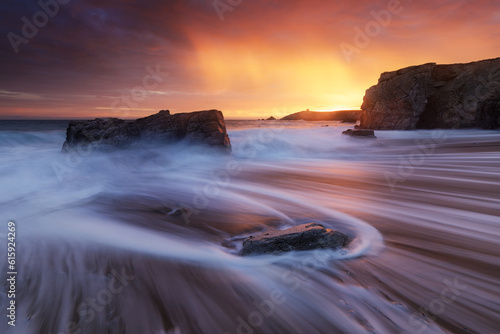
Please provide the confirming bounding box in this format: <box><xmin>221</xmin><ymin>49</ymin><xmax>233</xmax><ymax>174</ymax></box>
<box><xmin>278</xmin><ymin>109</ymin><xmax>362</xmax><ymax>122</ymax></box>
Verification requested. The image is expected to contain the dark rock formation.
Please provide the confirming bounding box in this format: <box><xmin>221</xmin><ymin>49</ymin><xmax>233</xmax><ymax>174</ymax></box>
<box><xmin>281</xmin><ymin>110</ymin><xmax>362</xmax><ymax>121</ymax></box>
<box><xmin>266</xmin><ymin>116</ymin><xmax>277</xmax><ymax>120</ymax></box>
<box><xmin>62</xmin><ymin>109</ymin><xmax>231</xmax><ymax>152</ymax></box>
<box><xmin>240</xmin><ymin>223</ymin><xmax>352</xmax><ymax>256</ymax></box>
<box><xmin>342</xmin><ymin>129</ymin><xmax>376</xmax><ymax>138</ymax></box>
<box><xmin>360</xmin><ymin>58</ymin><xmax>500</xmax><ymax>130</ymax></box>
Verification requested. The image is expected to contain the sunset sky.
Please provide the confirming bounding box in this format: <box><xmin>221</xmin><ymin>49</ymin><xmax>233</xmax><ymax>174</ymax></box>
<box><xmin>1</xmin><ymin>0</ymin><xmax>500</xmax><ymax>119</ymax></box>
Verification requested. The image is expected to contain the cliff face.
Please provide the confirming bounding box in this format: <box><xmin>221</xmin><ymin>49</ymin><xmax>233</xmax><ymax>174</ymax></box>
<box><xmin>360</xmin><ymin>58</ymin><xmax>500</xmax><ymax>130</ymax></box>
<box><xmin>62</xmin><ymin>109</ymin><xmax>231</xmax><ymax>152</ymax></box>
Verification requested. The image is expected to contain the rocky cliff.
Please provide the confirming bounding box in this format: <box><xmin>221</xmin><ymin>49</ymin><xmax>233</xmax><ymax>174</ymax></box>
<box><xmin>62</xmin><ymin>109</ymin><xmax>231</xmax><ymax>152</ymax></box>
<box><xmin>360</xmin><ymin>58</ymin><xmax>500</xmax><ymax>130</ymax></box>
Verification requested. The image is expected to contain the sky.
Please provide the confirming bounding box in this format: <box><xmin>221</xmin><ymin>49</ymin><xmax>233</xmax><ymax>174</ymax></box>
<box><xmin>1</xmin><ymin>0</ymin><xmax>499</xmax><ymax>119</ymax></box>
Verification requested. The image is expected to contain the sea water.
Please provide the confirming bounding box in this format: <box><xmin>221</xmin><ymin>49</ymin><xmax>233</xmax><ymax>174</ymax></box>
<box><xmin>0</xmin><ymin>119</ymin><xmax>499</xmax><ymax>333</ymax></box>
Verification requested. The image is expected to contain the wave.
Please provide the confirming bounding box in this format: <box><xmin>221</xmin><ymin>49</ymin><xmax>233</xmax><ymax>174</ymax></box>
<box><xmin>0</xmin><ymin>121</ymin><xmax>499</xmax><ymax>333</ymax></box>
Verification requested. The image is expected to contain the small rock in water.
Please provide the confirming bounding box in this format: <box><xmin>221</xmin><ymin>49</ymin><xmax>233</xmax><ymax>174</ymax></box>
<box><xmin>342</xmin><ymin>129</ymin><xmax>376</xmax><ymax>139</ymax></box>
<box><xmin>168</xmin><ymin>207</ymin><xmax>188</xmax><ymax>217</ymax></box>
<box><xmin>240</xmin><ymin>223</ymin><xmax>352</xmax><ymax>256</ymax></box>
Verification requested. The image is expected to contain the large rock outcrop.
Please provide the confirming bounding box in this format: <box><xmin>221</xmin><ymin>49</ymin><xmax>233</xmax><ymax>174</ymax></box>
<box><xmin>281</xmin><ymin>110</ymin><xmax>362</xmax><ymax>121</ymax></box>
<box><xmin>360</xmin><ymin>58</ymin><xmax>500</xmax><ymax>130</ymax></box>
<box><xmin>240</xmin><ymin>223</ymin><xmax>352</xmax><ymax>256</ymax></box>
<box><xmin>62</xmin><ymin>109</ymin><xmax>231</xmax><ymax>152</ymax></box>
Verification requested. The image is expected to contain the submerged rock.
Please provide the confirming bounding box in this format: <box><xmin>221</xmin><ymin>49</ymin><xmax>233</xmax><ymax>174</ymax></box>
<box><xmin>240</xmin><ymin>223</ymin><xmax>352</xmax><ymax>256</ymax></box>
<box><xmin>360</xmin><ymin>57</ymin><xmax>500</xmax><ymax>130</ymax></box>
<box><xmin>62</xmin><ymin>109</ymin><xmax>231</xmax><ymax>152</ymax></box>
<box><xmin>342</xmin><ymin>129</ymin><xmax>376</xmax><ymax>138</ymax></box>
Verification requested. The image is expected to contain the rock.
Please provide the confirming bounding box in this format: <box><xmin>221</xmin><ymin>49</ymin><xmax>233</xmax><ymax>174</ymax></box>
<box><xmin>360</xmin><ymin>58</ymin><xmax>500</xmax><ymax>130</ymax></box>
<box><xmin>167</xmin><ymin>207</ymin><xmax>188</xmax><ymax>217</ymax></box>
<box><xmin>266</xmin><ymin>116</ymin><xmax>277</xmax><ymax>120</ymax></box>
<box><xmin>342</xmin><ymin>129</ymin><xmax>376</xmax><ymax>138</ymax></box>
<box><xmin>281</xmin><ymin>110</ymin><xmax>362</xmax><ymax>121</ymax></box>
<box><xmin>240</xmin><ymin>223</ymin><xmax>352</xmax><ymax>256</ymax></box>
<box><xmin>62</xmin><ymin>109</ymin><xmax>231</xmax><ymax>152</ymax></box>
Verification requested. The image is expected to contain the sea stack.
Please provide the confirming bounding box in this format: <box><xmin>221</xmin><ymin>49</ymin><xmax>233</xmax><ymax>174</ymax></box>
<box><xmin>62</xmin><ymin>109</ymin><xmax>231</xmax><ymax>152</ymax></box>
<box><xmin>360</xmin><ymin>57</ymin><xmax>500</xmax><ymax>130</ymax></box>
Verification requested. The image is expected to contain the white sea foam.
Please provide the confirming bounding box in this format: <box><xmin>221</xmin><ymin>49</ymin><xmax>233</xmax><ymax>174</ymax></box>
<box><xmin>0</xmin><ymin>120</ymin><xmax>499</xmax><ymax>333</ymax></box>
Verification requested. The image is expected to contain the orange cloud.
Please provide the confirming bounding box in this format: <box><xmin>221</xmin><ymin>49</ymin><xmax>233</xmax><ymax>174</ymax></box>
<box><xmin>1</xmin><ymin>0</ymin><xmax>499</xmax><ymax>119</ymax></box>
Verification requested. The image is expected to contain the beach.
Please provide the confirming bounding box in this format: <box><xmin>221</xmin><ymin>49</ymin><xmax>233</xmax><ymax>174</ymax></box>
<box><xmin>0</xmin><ymin>120</ymin><xmax>499</xmax><ymax>333</ymax></box>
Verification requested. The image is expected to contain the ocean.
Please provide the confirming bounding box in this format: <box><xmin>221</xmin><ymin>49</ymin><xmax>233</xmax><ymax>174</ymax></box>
<box><xmin>0</xmin><ymin>119</ymin><xmax>499</xmax><ymax>334</ymax></box>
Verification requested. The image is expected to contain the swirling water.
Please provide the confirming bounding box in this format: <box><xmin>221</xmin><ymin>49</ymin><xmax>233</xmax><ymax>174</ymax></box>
<box><xmin>0</xmin><ymin>120</ymin><xmax>499</xmax><ymax>334</ymax></box>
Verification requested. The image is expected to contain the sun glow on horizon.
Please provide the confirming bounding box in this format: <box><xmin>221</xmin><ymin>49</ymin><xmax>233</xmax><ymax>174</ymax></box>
<box><xmin>2</xmin><ymin>1</ymin><xmax>500</xmax><ymax>119</ymax></box>
<box><xmin>180</xmin><ymin>30</ymin><xmax>368</xmax><ymax>118</ymax></box>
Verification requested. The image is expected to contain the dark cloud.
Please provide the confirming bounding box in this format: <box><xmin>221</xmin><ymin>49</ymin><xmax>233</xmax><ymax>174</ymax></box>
<box><xmin>1</xmin><ymin>0</ymin><xmax>499</xmax><ymax>118</ymax></box>
<box><xmin>0</xmin><ymin>1</ymin><xmax>210</xmax><ymax>90</ymax></box>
